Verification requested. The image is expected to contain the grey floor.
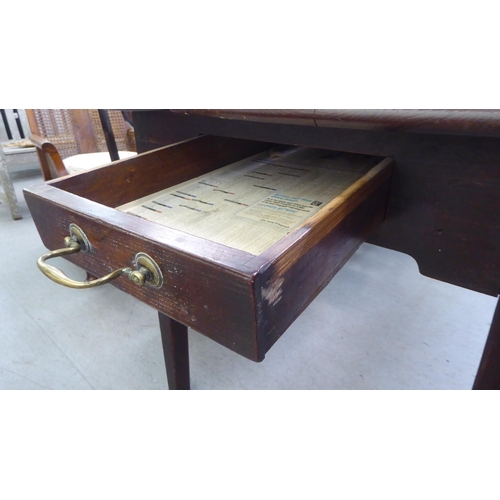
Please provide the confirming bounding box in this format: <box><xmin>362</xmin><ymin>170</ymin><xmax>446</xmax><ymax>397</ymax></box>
<box><xmin>1</xmin><ymin>164</ymin><xmax>497</xmax><ymax>390</ymax></box>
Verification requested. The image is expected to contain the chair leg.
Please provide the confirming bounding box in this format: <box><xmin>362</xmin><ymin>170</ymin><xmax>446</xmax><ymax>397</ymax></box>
<box><xmin>158</xmin><ymin>312</ymin><xmax>190</xmax><ymax>390</ymax></box>
<box><xmin>473</xmin><ymin>296</ymin><xmax>500</xmax><ymax>389</ymax></box>
<box><xmin>0</xmin><ymin>149</ymin><xmax>22</xmax><ymax>220</ymax></box>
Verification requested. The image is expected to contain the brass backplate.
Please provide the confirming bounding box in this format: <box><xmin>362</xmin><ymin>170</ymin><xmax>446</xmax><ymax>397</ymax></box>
<box><xmin>69</xmin><ymin>223</ymin><xmax>91</xmax><ymax>252</ymax></box>
<box><xmin>134</xmin><ymin>252</ymin><xmax>163</xmax><ymax>288</ymax></box>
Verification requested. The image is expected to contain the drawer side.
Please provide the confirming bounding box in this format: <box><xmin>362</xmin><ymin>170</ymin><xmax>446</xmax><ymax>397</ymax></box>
<box><xmin>25</xmin><ymin>190</ymin><xmax>262</xmax><ymax>361</ymax></box>
<box><xmin>254</xmin><ymin>159</ymin><xmax>393</xmax><ymax>357</ymax></box>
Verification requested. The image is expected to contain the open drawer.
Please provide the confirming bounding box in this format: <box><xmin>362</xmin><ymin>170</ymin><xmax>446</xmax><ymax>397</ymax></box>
<box><xmin>24</xmin><ymin>135</ymin><xmax>393</xmax><ymax>362</ymax></box>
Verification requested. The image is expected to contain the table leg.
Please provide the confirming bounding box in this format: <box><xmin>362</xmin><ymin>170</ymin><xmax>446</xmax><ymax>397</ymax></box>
<box><xmin>473</xmin><ymin>296</ymin><xmax>500</xmax><ymax>390</ymax></box>
<box><xmin>158</xmin><ymin>312</ymin><xmax>190</xmax><ymax>390</ymax></box>
<box><xmin>0</xmin><ymin>148</ymin><xmax>22</xmax><ymax>220</ymax></box>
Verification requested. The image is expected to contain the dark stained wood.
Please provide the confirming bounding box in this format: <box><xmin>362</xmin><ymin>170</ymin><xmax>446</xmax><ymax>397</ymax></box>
<box><xmin>158</xmin><ymin>312</ymin><xmax>190</xmax><ymax>390</ymax></box>
<box><xmin>473</xmin><ymin>298</ymin><xmax>500</xmax><ymax>389</ymax></box>
<box><xmin>24</xmin><ymin>184</ymin><xmax>261</xmax><ymax>361</ymax></box>
<box><xmin>97</xmin><ymin>109</ymin><xmax>119</xmax><ymax>161</ymax></box>
<box><xmin>28</xmin><ymin>133</ymin><xmax>69</xmax><ymax>179</ymax></box>
<box><xmin>173</xmin><ymin>109</ymin><xmax>500</xmax><ymax>138</ymax></box>
<box><xmin>24</xmin><ymin>139</ymin><xmax>391</xmax><ymax>365</ymax></box>
<box><xmin>27</xmin><ymin>180</ymin><xmax>264</xmax><ymax>273</ymax></box>
<box><xmin>54</xmin><ymin>135</ymin><xmax>275</xmax><ymax>208</ymax></box>
<box><xmin>257</xmin><ymin>158</ymin><xmax>392</xmax><ymax>272</ymax></box>
<box><xmin>127</xmin><ymin>109</ymin><xmax>500</xmax><ymax>389</ymax></box>
<box><xmin>30</xmin><ymin>107</ymin><xmax>500</xmax><ymax>389</ymax></box>
<box><xmin>172</xmin><ymin>109</ymin><xmax>317</xmax><ymax>127</ymax></box>
<box><xmin>314</xmin><ymin>109</ymin><xmax>500</xmax><ymax>137</ymax></box>
<box><xmin>132</xmin><ymin>110</ymin><xmax>200</xmax><ymax>152</ymax></box>
<box><xmin>255</xmin><ymin>160</ymin><xmax>393</xmax><ymax>355</ymax></box>
<box><xmin>135</xmin><ymin>110</ymin><xmax>500</xmax><ymax>297</ymax></box>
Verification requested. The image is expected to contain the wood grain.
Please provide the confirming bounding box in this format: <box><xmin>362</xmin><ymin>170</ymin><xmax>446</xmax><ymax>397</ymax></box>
<box><xmin>135</xmin><ymin>110</ymin><xmax>500</xmax><ymax>296</ymax></box>
<box><xmin>130</xmin><ymin>109</ymin><xmax>500</xmax><ymax>389</ymax></box>
<box><xmin>255</xmin><ymin>161</ymin><xmax>393</xmax><ymax>355</ymax></box>
<box><xmin>172</xmin><ymin>109</ymin><xmax>500</xmax><ymax>138</ymax></box>
<box><xmin>24</xmin><ymin>185</ymin><xmax>262</xmax><ymax>360</ymax></box>
<box><xmin>159</xmin><ymin>312</ymin><xmax>190</xmax><ymax>390</ymax></box>
<box><xmin>25</xmin><ymin>137</ymin><xmax>391</xmax><ymax>363</ymax></box>
<box><xmin>54</xmin><ymin>135</ymin><xmax>274</xmax><ymax>208</ymax></box>
<box><xmin>28</xmin><ymin>133</ymin><xmax>69</xmax><ymax>180</ymax></box>
<box><xmin>172</xmin><ymin>109</ymin><xmax>317</xmax><ymax>127</ymax></box>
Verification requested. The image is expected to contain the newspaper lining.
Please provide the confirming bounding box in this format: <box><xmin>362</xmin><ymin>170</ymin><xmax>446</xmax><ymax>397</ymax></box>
<box><xmin>117</xmin><ymin>148</ymin><xmax>378</xmax><ymax>255</ymax></box>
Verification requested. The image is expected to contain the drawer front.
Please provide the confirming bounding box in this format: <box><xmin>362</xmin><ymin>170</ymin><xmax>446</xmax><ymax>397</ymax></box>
<box><xmin>25</xmin><ymin>190</ymin><xmax>262</xmax><ymax>361</ymax></box>
<box><xmin>25</xmin><ymin>136</ymin><xmax>393</xmax><ymax>363</ymax></box>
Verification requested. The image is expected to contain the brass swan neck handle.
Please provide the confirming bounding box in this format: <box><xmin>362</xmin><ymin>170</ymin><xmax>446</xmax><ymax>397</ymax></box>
<box><xmin>37</xmin><ymin>224</ymin><xmax>162</xmax><ymax>289</ymax></box>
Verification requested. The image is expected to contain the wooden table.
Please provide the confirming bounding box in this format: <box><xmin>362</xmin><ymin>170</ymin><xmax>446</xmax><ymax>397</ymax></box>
<box><xmin>130</xmin><ymin>109</ymin><xmax>500</xmax><ymax>390</ymax></box>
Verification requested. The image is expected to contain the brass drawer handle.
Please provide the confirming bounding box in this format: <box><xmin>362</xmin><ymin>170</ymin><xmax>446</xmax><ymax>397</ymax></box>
<box><xmin>37</xmin><ymin>224</ymin><xmax>163</xmax><ymax>289</ymax></box>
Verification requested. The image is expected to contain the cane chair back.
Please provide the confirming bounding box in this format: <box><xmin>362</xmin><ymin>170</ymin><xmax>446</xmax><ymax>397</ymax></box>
<box><xmin>26</xmin><ymin>109</ymin><xmax>136</xmax><ymax>181</ymax></box>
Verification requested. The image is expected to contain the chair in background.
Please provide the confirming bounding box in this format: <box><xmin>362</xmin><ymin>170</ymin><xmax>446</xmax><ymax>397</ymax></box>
<box><xmin>0</xmin><ymin>109</ymin><xmax>37</xmax><ymax>220</ymax></box>
<box><xmin>26</xmin><ymin>109</ymin><xmax>137</xmax><ymax>181</ymax></box>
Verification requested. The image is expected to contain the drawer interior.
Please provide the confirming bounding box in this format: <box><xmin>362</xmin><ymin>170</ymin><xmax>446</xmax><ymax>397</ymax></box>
<box><xmin>50</xmin><ymin>135</ymin><xmax>390</xmax><ymax>259</ymax></box>
<box><xmin>26</xmin><ymin>135</ymin><xmax>393</xmax><ymax>361</ymax></box>
<box><xmin>52</xmin><ymin>135</ymin><xmax>275</xmax><ymax>209</ymax></box>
